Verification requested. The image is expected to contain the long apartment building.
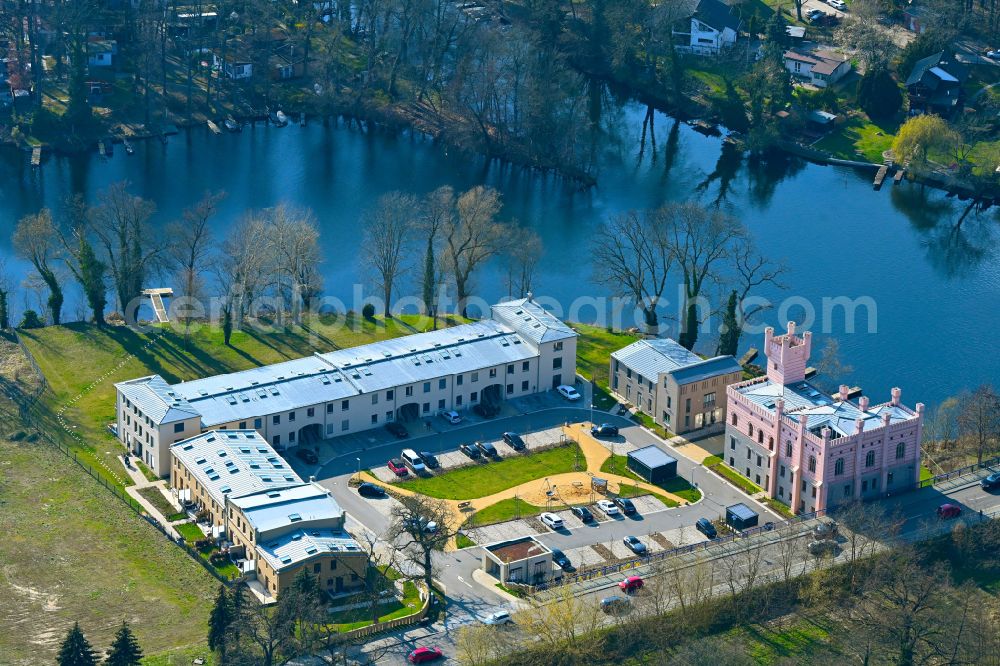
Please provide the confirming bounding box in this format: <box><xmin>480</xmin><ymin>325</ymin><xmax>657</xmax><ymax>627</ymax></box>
<box><xmin>170</xmin><ymin>430</ymin><xmax>366</xmax><ymax>601</ymax></box>
<box><xmin>725</xmin><ymin>323</ymin><xmax>924</xmax><ymax>515</ymax></box>
<box><xmin>115</xmin><ymin>298</ymin><xmax>578</xmax><ymax>476</ymax></box>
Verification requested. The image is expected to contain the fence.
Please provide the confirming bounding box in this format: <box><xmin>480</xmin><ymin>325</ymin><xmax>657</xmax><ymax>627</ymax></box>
<box><xmin>340</xmin><ymin>583</ymin><xmax>433</xmax><ymax>640</ymax></box>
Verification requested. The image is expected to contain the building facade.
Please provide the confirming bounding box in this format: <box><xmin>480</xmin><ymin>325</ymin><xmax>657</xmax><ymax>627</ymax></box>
<box><xmin>783</xmin><ymin>49</ymin><xmax>851</xmax><ymax>88</ymax></box>
<box><xmin>610</xmin><ymin>338</ymin><xmax>743</xmax><ymax>435</ymax></box>
<box><xmin>673</xmin><ymin>0</ymin><xmax>741</xmax><ymax>55</ymax></box>
<box><xmin>116</xmin><ymin>299</ymin><xmax>578</xmax><ymax>477</ymax></box>
<box><xmin>724</xmin><ymin>323</ymin><xmax>924</xmax><ymax>515</ymax></box>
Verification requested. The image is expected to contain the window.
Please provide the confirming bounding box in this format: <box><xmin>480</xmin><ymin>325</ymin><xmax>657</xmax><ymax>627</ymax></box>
<box><xmin>438</xmin><ymin>378</ymin><xmax>446</xmax><ymax>390</ymax></box>
<box><xmin>522</xmin><ymin>361</ymin><xmax>529</xmax><ymax>372</ymax></box>
<box><xmin>173</xmin><ymin>423</ymin><xmax>185</xmax><ymax>433</ymax></box>
<box><xmin>254</xmin><ymin>418</ymin><xmax>262</xmax><ymax>429</ymax></box>
<box><xmin>372</xmin><ymin>394</ymin><xmax>378</xmax><ymax>405</ymax></box>
<box><xmin>289</xmin><ymin>431</ymin><xmax>296</xmax><ymax>442</ymax></box>
<box><xmin>405</xmin><ymin>386</ymin><xmax>413</xmax><ymax>397</ymax></box>
<box><xmin>768</xmin><ymin>436</ymin><xmax>774</xmax><ymax>451</ymax></box>
<box><xmin>386</xmin><ymin>411</ymin><xmax>392</xmax><ymax>421</ymax></box>
<box><xmin>746</xmin><ymin>447</ymin><xmax>752</xmax><ymax>460</ymax></box>
<box><xmin>757</xmin><ymin>430</ymin><xmax>764</xmax><ymax>444</ymax></box>
<box><xmin>330</xmin><ymin>560</ymin><xmax>337</xmax><ymax>570</ymax></box>
<box><xmin>553</xmin><ymin>357</ymin><xmax>562</xmax><ymax>370</ymax></box>
<box><xmin>785</xmin><ymin>441</ymin><xmax>792</xmax><ymax>457</ymax></box>
<box><xmin>456</xmin><ymin>396</ymin><xmax>463</xmax><ymax>406</ymax></box>
<box><xmin>386</xmin><ymin>390</ymin><xmax>394</xmax><ymax>400</ymax></box>
<box><xmin>685</xmin><ymin>398</ymin><xmax>691</xmax><ymax>413</ymax></box>
<box><xmin>422</xmin><ymin>402</ymin><xmax>430</xmax><ymax>413</ymax></box>
<box><xmin>554</xmin><ymin>341</ymin><xmax>563</xmax><ymax>351</ymax></box>
<box><xmin>341</xmin><ymin>419</ymin><xmax>349</xmax><ymax>431</ymax></box>
<box><xmin>667</xmin><ymin>396</ymin><xmax>672</xmax><ymax>409</ymax></box>
<box><xmin>371</xmin><ymin>414</ymin><xmax>378</xmax><ymax>424</ymax></box>
<box><xmin>895</xmin><ymin>442</ymin><xmax>905</xmax><ymax>459</ymax></box>
<box><xmin>239</xmin><ymin>421</ymin><xmax>246</xmax><ymax>429</ymax></box>
<box><xmin>663</xmin><ymin>411</ymin><xmax>671</xmax><ymax>425</ymax></box>
<box><xmin>811</xmin><ymin>486</ymin><xmax>817</xmax><ymax>498</ymax></box>
<box><xmin>326</xmin><ymin>404</ymin><xmax>333</xmax><ymax>414</ymax></box>
<box><xmin>844</xmin><ymin>484</ymin><xmax>851</xmax><ymax>497</ymax></box>
<box><xmin>457</xmin><ymin>375</ymin><xmax>463</xmax><ymax>386</ymax></box>
<box><xmin>342</xmin><ymin>399</ymin><xmax>350</xmax><ymax>411</ymax></box>
<box><xmin>489</xmin><ymin>369</ymin><xmax>497</xmax><ymax>378</ymax></box>
<box><xmin>865</xmin><ymin>451</ymin><xmax>875</xmax><ymax>468</ymax></box>
<box><xmin>273</xmin><ymin>435</ymin><xmax>280</xmax><ymax>446</ymax></box>
<box><xmin>470</xmin><ymin>391</ymin><xmax>478</xmax><ymax>402</ymax></box>
<box><xmin>731</xmin><ymin>412</ymin><xmax>738</xmax><ymax>425</ymax></box>
<box><xmin>730</xmin><ymin>437</ymin><xmax>736</xmax><ymax>450</ymax></box>
<box><xmin>835</xmin><ymin>458</ymin><xmax>844</xmax><ymax>475</ymax></box>
<box><xmin>778</xmin><ymin>486</ymin><xmax>784</xmax><ymax>498</ymax></box>
<box><xmin>327</xmin><ymin>423</ymin><xmax>334</xmax><ymax>434</ymax></box>
<box><xmin>522</xmin><ymin>380</ymin><xmax>529</xmax><ymax>391</ymax></box>
<box><xmin>626</xmin><ymin>368</ymin><xmax>632</xmax><ymax>379</ymax></box>
<box><xmin>756</xmin><ymin>455</ymin><xmax>762</xmax><ymax>466</ymax></box>
<box><xmin>472</xmin><ymin>372</ymin><xmax>479</xmax><ymax>383</ymax></box>
<box><xmin>507</xmin><ymin>384</ymin><xmax>514</xmax><ymax>394</ymax></box>
<box><xmin>506</xmin><ymin>364</ymin><xmax>514</xmax><ymax>375</ymax></box>
<box><xmin>423</xmin><ymin>382</ymin><xmax>431</xmax><ymax>393</ymax></box>
<box><xmin>314</xmin><ymin>563</ymin><xmax>321</xmax><ymax>573</ymax></box>
<box><xmin>288</xmin><ymin>411</ymin><xmax>296</xmax><ymax>422</ymax></box>
<box><xmin>685</xmin><ymin>415</ymin><xmax>690</xmax><ymax>427</ymax></box>
<box><xmin>808</xmin><ymin>456</ymin><xmax>816</xmax><ymax>472</ymax></box>
<box><xmin>703</xmin><ymin>392</ymin><xmax>716</xmax><ymax>408</ymax></box>
<box><xmin>438</xmin><ymin>399</ymin><xmax>445</xmax><ymax>410</ymax></box>
<box><xmin>307</xmin><ymin>407</ymin><xmax>315</xmax><ymax>418</ymax></box>
<box><xmin>780</xmin><ymin>465</ymin><xmax>786</xmax><ymax>478</ymax></box>
<box><xmin>273</xmin><ymin>415</ymin><xmax>281</xmax><ymax>425</ymax></box>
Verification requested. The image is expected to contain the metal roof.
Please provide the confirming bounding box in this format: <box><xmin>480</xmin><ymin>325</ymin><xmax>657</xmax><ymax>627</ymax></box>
<box><xmin>116</xmin><ymin>375</ymin><xmax>201</xmax><ymax>425</ymax></box>
<box><xmin>170</xmin><ymin>430</ymin><xmax>302</xmax><ymax>506</ymax></box>
<box><xmin>736</xmin><ymin>379</ymin><xmax>832</xmax><ymax>412</ymax></box>
<box><xmin>491</xmin><ymin>298</ymin><xmax>577</xmax><ymax>345</ymax></box>
<box><xmin>627</xmin><ymin>445</ymin><xmax>677</xmax><ymax>469</ymax></box>
<box><xmin>613</xmin><ymin>338</ymin><xmax>738</xmax><ymax>384</ymax></box>
<box><xmin>257</xmin><ymin>528</ymin><xmax>363</xmax><ymax>572</ymax></box>
<box><xmin>231</xmin><ymin>482</ymin><xmax>345</xmax><ymax>533</ymax></box>
<box><xmin>670</xmin><ymin>356</ymin><xmax>742</xmax><ymax>385</ymax></box>
<box><xmin>726</xmin><ymin>503</ymin><xmax>757</xmax><ymax>521</ymax></box>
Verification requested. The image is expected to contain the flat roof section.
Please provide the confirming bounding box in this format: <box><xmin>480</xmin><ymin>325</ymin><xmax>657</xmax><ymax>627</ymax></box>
<box><xmin>485</xmin><ymin>536</ymin><xmax>550</xmax><ymax>563</ymax></box>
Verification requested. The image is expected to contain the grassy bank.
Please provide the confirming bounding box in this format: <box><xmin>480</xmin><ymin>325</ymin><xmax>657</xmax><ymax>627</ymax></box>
<box><xmin>467</xmin><ymin>497</ymin><xmax>544</xmax><ymax>526</ymax></box>
<box><xmin>573</xmin><ymin>323</ymin><xmax>640</xmax><ymax>410</ymax></box>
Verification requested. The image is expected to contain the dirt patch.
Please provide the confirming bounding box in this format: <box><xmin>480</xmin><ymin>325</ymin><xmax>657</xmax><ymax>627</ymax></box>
<box><xmin>651</xmin><ymin>533</ymin><xmax>674</xmax><ymax>550</ymax></box>
<box><xmin>591</xmin><ymin>543</ymin><xmax>617</xmax><ymax>561</ymax></box>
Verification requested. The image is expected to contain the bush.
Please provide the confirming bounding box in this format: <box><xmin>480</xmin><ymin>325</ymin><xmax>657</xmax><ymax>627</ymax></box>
<box><xmin>362</xmin><ymin>303</ymin><xmax>376</xmax><ymax>319</ymax></box>
<box><xmin>857</xmin><ymin>67</ymin><xmax>902</xmax><ymax>119</ymax></box>
<box><xmin>19</xmin><ymin>310</ymin><xmax>43</xmax><ymax>329</ymax></box>
<box><xmin>194</xmin><ymin>538</ymin><xmax>213</xmax><ymax>550</ymax></box>
<box><xmin>8</xmin><ymin>430</ymin><xmax>26</xmax><ymax>441</ymax></box>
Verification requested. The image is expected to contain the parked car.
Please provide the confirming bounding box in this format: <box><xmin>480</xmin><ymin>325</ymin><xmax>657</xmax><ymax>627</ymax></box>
<box><xmin>619</xmin><ymin>575</ymin><xmax>644</xmax><ymax>593</ymax></box>
<box><xmin>502</xmin><ymin>432</ymin><xmax>527</xmax><ymax>451</ymax></box>
<box><xmin>481</xmin><ymin>610</ymin><xmax>512</xmax><ymax>625</ymax></box>
<box><xmin>419</xmin><ymin>451</ymin><xmax>440</xmax><ymax>469</ymax></box>
<box><xmin>986</xmin><ymin>49</ymin><xmax>1000</xmax><ymax>60</ymax></box>
<box><xmin>614</xmin><ymin>497</ymin><xmax>637</xmax><ymax>516</ymax></box>
<box><xmin>981</xmin><ymin>472</ymin><xmax>1000</xmax><ymax>490</ymax></box>
<box><xmin>407</xmin><ymin>646</ymin><xmax>443</xmax><ymax>663</ymax></box>
<box><xmin>295</xmin><ymin>448</ymin><xmax>318</xmax><ymax>464</ymax></box>
<box><xmin>813</xmin><ymin>520</ymin><xmax>838</xmax><ymax>539</ymax></box>
<box><xmin>405</xmin><ymin>517</ymin><xmax>439</xmax><ymax>533</ymax></box>
<box><xmin>695</xmin><ymin>517</ymin><xmax>718</xmax><ymax>539</ymax></box>
<box><xmin>387</xmin><ymin>459</ymin><xmax>409</xmax><ymax>477</ymax></box>
<box><xmin>540</xmin><ymin>512</ymin><xmax>565</xmax><ymax>530</ymax></box>
<box><xmin>440</xmin><ymin>410</ymin><xmax>462</xmax><ymax>425</ymax></box>
<box><xmin>599</xmin><ymin>595</ymin><xmax>631</xmax><ymax>614</ymax></box>
<box><xmin>623</xmin><ymin>535</ymin><xmax>647</xmax><ymax>555</ymax></box>
<box><xmin>571</xmin><ymin>506</ymin><xmax>594</xmax><ymax>522</ymax></box>
<box><xmin>808</xmin><ymin>539</ymin><xmax>839</xmax><ymax>557</ymax></box>
<box><xmin>807</xmin><ymin>7</ymin><xmax>825</xmax><ymax>20</ymax></box>
<box><xmin>551</xmin><ymin>548</ymin><xmax>573</xmax><ymax>571</ymax></box>
<box><xmin>590</xmin><ymin>423</ymin><xmax>619</xmax><ymax>437</ymax></box>
<box><xmin>596</xmin><ymin>499</ymin><xmax>620</xmax><ymax>516</ymax></box>
<box><xmin>385</xmin><ymin>421</ymin><xmax>409</xmax><ymax>439</ymax></box>
<box><xmin>357</xmin><ymin>482</ymin><xmax>386</xmax><ymax>498</ymax></box>
<box><xmin>460</xmin><ymin>443</ymin><xmax>481</xmax><ymax>459</ymax></box>
<box><xmin>937</xmin><ymin>503</ymin><xmax>962</xmax><ymax>519</ymax></box>
<box><xmin>476</xmin><ymin>440</ymin><xmax>499</xmax><ymax>458</ymax></box>
<box><xmin>556</xmin><ymin>384</ymin><xmax>581</xmax><ymax>401</ymax></box>
<box><xmin>473</xmin><ymin>402</ymin><xmax>500</xmax><ymax>418</ymax></box>
<box><xmin>826</xmin><ymin>0</ymin><xmax>847</xmax><ymax>10</ymax></box>
<box><xmin>401</xmin><ymin>449</ymin><xmax>426</xmax><ymax>473</ymax></box>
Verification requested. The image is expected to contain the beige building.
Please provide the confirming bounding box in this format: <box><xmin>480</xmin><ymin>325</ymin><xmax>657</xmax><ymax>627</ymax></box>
<box><xmin>170</xmin><ymin>430</ymin><xmax>366</xmax><ymax>601</ymax></box>
<box><xmin>118</xmin><ymin>298</ymin><xmax>578</xmax><ymax>477</ymax></box>
<box><xmin>482</xmin><ymin>536</ymin><xmax>553</xmax><ymax>584</ymax></box>
<box><xmin>610</xmin><ymin>338</ymin><xmax>742</xmax><ymax>435</ymax></box>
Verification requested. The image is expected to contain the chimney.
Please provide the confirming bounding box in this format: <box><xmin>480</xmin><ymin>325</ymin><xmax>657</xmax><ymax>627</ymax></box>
<box><xmin>775</xmin><ymin>398</ymin><xmax>785</xmax><ymax>420</ymax></box>
<box><xmin>798</xmin><ymin>413</ymin><xmax>809</xmax><ymax>437</ymax></box>
<box><xmin>839</xmin><ymin>384</ymin><xmax>850</xmax><ymax>401</ymax></box>
<box><xmin>308</xmin><ymin>475</ymin><xmax>316</xmax><ymax>483</ymax></box>
<box><xmin>882</xmin><ymin>412</ymin><xmax>891</xmax><ymax>428</ymax></box>
<box><xmin>916</xmin><ymin>402</ymin><xmax>926</xmax><ymax>416</ymax></box>
<box><xmin>855</xmin><ymin>417</ymin><xmax>865</xmax><ymax>435</ymax></box>
<box><xmin>822</xmin><ymin>427</ymin><xmax>831</xmax><ymax>444</ymax></box>
<box><xmin>787</xmin><ymin>321</ymin><xmax>796</xmax><ymax>336</ymax></box>
<box><xmin>858</xmin><ymin>395</ymin><xmax>870</xmax><ymax>411</ymax></box>
<box><xmin>891</xmin><ymin>387</ymin><xmax>902</xmax><ymax>406</ymax></box>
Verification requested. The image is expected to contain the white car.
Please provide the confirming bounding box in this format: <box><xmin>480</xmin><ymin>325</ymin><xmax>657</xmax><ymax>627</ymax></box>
<box><xmin>540</xmin><ymin>512</ymin><xmax>565</xmax><ymax>529</ymax></box>
<box><xmin>596</xmin><ymin>499</ymin><xmax>620</xmax><ymax>516</ymax></box>
<box><xmin>440</xmin><ymin>410</ymin><xmax>462</xmax><ymax>424</ymax></box>
<box><xmin>826</xmin><ymin>0</ymin><xmax>847</xmax><ymax>10</ymax></box>
<box><xmin>481</xmin><ymin>609</ymin><xmax>512</xmax><ymax>625</ymax></box>
<box><xmin>556</xmin><ymin>384</ymin><xmax>581</xmax><ymax>401</ymax></box>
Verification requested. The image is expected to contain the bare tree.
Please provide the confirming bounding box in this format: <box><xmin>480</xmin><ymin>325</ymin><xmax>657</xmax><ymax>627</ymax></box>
<box><xmin>455</xmin><ymin>623</ymin><xmax>514</xmax><ymax>666</ymax></box>
<box><xmin>958</xmin><ymin>385</ymin><xmax>1000</xmax><ymax>465</ymax></box>
<box><xmin>418</xmin><ymin>186</ymin><xmax>455</xmax><ymax>327</ymax></box>
<box><xmin>635</xmin><ymin>561</ymin><xmax>677</xmax><ymax>618</ymax></box>
<box><xmin>215</xmin><ymin>213</ymin><xmax>270</xmax><ymax>341</ymax></box>
<box><xmin>361</xmin><ymin>192</ymin><xmax>417</xmax><ymax>316</ymax></box>
<box><xmin>266</xmin><ymin>205</ymin><xmax>323</xmax><ymax>323</ymax></box>
<box><xmin>229</xmin><ymin>582</ymin><xmax>294</xmax><ymax>666</ymax></box>
<box><xmin>513</xmin><ymin>585</ymin><xmax>603</xmax><ymax>658</ymax></box>
<box><xmin>169</xmin><ymin>191</ymin><xmax>224</xmax><ymax>339</ymax></box>
<box><xmin>58</xmin><ymin>195</ymin><xmax>107</xmax><ymax>325</ymax></box>
<box><xmin>834</xmin><ymin>0</ymin><xmax>896</xmax><ymax>71</ymax></box>
<box><xmin>731</xmin><ymin>236</ymin><xmax>785</xmax><ymax>347</ymax></box>
<box><xmin>501</xmin><ymin>226</ymin><xmax>543</xmax><ymax>299</ymax></box>
<box><xmin>443</xmin><ymin>186</ymin><xmax>509</xmax><ymax>317</ymax></box>
<box><xmin>13</xmin><ymin>209</ymin><xmax>63</xmax><ymax>325</ymax></box>
<box><xmin>388</xmin><ymin>494</ymin><xmax>455</xmax><ymax>595</ymax></box>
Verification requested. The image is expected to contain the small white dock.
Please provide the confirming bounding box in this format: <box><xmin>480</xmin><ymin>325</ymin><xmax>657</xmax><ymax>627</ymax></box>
<box><xmin>207</xmin><ymin>120</ymin><xmax>221</xmax><ymax>135</ymax></box>
<box><xmin>142</xmin><ymin>288</ymin><xmax>173</xmax><ymax>323</ymax></box>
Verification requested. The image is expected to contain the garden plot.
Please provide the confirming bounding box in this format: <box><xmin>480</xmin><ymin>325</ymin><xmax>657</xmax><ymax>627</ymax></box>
<box><xmin>464</xmin><ymin>519</ymin><xmax>541</xmax><ymax>545</ymax></box>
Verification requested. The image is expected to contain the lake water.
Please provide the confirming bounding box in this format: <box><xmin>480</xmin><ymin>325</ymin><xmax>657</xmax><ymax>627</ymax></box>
<box><xmin>1</xmin><ymin>99</ymin><xmax>997</xmax><ymax>408</ymax></box>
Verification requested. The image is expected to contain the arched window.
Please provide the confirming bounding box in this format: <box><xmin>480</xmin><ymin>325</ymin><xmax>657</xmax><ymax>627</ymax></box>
<box><xmin>731</xmin><ymin>412</ymin><xmax>738</xmax><ymax>426</ymax></box>
<box><xmin>757</xmin><ymin>430</ymin><xmax>764</xmax><ymax>444</ymax></box>
<box><xmin>808</xmin><ymin>456</ymin><xmax>816</xmax><ymax>473</ymax></box>
<box><xmin>835</xmin><ymin>458</ymin><xmax>844</xmax><ymax>475</ymax></box>
<box><xmin>768</xmin><ymin>437</ymin><xmax>774</xmax><ymax>451</ymax></box>
<box><xmin>785</xmin><ymin>441</ymin><xmax>792</xmax><ymax>457</ymax></box>
<box><xmin>865</xmin><ymin>451</ymin><xmax>875</xmax><ymax>468</ymax></box>
<box><xmin>748</xmin><ymin>424</ymin><xmax>754</xmax><ymax>438</ymax></box>
<box><xmin>896</xmin><ymin>442</ymin><xmax>905</xmax><ymax>459</ymax></box>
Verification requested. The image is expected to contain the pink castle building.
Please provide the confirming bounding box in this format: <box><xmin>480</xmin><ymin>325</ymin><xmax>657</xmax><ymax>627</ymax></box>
<box><xmin>724</xmin><ymin>323</ymin><xmax>925</xmax><ymax>515</ymax></box>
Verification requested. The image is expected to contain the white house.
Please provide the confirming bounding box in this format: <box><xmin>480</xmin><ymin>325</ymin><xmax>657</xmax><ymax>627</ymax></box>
<box><xmin>783</xmin><ymin>49</ymin><xmax>851</xmax><ymax>88</ymax></box>
<box><xmin>674</xmin><ymin>0</ymin><xmax>742</xmax><ymax>56</ymax></box>
<box><xmin>86</xmin><ymin>40</ymin><xmax>117</xmax><ymax>68</ymax></box>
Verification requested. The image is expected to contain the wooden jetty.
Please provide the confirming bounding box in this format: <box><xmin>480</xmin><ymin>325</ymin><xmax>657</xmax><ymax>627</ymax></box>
<box><xmin>738</xmin><ymin>348</ymin><xmax>759</xmax><ymax>366</ymax></box>
<box><xmin>873</xmin><ymin>164</ymin><xmax>889</xmax><ymax>189</ymax></box>
<box><xmin>804</xmin><ymin>366</ymin><xmax>817</xmax><ymax>378</ymax></box>
<box><xmin>30</xmin><ymin>146</ymin><xmax>41</xmax><ymax>167</ymax></box>
<box><xmin>206</xmin><ymin>119</ymin><xmax>221</xmax><ymax>135</ymax></box>
<box><xmin>834</xmin><ymin>386</ymin><xmax>863</xmax><ymax>400</ymax></box>
<box><xmin>893</xmin><ymin>169</ymin><xmax>904</xmax><ymax>184</ymax></box>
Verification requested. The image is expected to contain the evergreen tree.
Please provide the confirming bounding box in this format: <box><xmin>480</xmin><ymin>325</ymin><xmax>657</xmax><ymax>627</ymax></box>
<box><xmin>104</xmin><ymin>621</ymin><xmax>143</xmax><ymax>666</ymax></box>
<box><xmin>0</xmin><ymin>287</ymin><xmax>8</xmax><ymax>329</ymax></box>
<box><xmin>762</xmin><ymin>9</ymin><xmax>789</xmax><ymax>65</ymax></box>
<box><xmin>422</xmin><ymin>237</ymin><xmax>436</xmax><ymax>329</ymax></box>
<box><xmin>716</xmin><ymin>291</ymin><xmax>740</xmax><ymax>357</ymax></box>
<box><xmin>77</xmin><ymin>235</ymin><xmax>107</xmax><ymax>325</ymax></box>
<box><xmin>208</xmin><ymin>585</ymin><xmax>233</xmax><ymax>657</ymax></box>
<box><xmin>221</xmin><ymin>306</ymin><xmax>233</xmax><ymax>346</ymax></box>
<box><xmin>57</xmin><ymin>623</ymin><xmax>98</xmax><ymax>666</ymax></box>
<box><xmin>857</xmin><ymin>66</ymin><xmax>902</xmax><ymax>120</ymax></box>
<box><xmin>679</xmin><ymin>302</ymin><xmax>699</xmax><ymax>351</ymax></box>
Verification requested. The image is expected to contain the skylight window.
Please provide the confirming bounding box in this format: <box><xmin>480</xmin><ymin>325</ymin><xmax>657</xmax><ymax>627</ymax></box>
<box><xmin>288</xmin><ymin>513</ymin><xmax>302</xmax><ymax>522</ymax></box>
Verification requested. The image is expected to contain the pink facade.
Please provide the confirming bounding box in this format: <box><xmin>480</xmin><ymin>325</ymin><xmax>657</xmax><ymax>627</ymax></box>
<box><xmin>724</xmin><ymin>323</ymin><xmax>924</xmax><ymax>515</ymax></box>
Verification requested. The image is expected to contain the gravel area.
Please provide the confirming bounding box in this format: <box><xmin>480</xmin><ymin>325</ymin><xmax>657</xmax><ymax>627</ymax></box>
<box><xmin>563</xmin><ymin>545</ymin><xmax>609</xmax><ymax>570</ymax></box>
<box><xmin>630</xmin><ymin>494</ymin><xmax>670</xmax><ymax>515</ymax></box>
<box><xmin>464</xmin><ymin>519</ymin><xmax>541</xmax><ymax>545</ymax></box>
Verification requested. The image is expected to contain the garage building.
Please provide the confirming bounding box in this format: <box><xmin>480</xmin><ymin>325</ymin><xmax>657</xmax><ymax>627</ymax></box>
<box><xmin>626</xmin><ymin>445</ymin><xmax>677</xmax><ymax>484</ymax></box>
<box><xmin>726</xmin><ymin>502</ymin><xmax>759</xmax><ymax>531</ymax></box>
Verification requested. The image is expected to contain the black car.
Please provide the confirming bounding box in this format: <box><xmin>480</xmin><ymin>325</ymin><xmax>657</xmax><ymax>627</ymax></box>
<box><xmin>571</xmin><ymin>506</ymin><xmax>594</xmax><ymax>523</ymax></box>
<box><xmin>502</xmin><ymin>432</ymin><xmax>526</xmax><ymax>451</ymax></box>
<box><xmin>982</xmin><ymin>472</ymin><xmax>1000</xmax><ymax>490</ymax></box>
<box><xmin>385</xmin><ymin>421</ymin><xmax>409</xmax><ymax>439</ymax></box>
<box><xmin>419</xmin><ymin>451</ymin><xmax>440</xmax><ymax>469</ymax></box>
<box><xmin>476</xmin><ymin>441</ymin><xmax>499</xmax><ymax>458</ymax></box>
<box><xmin>614</xmin><ymin>497</ymin><xmax>637</xmax><ymax>516</ymax></box>
<box><xmin>473</xmin><ymin>402</ymin><xmax>500</xmax><ymax>418</ymax></box>
<box><xmin>550</xmin><ymin>548</ymin><xmax>574</xmax><ymax>571</ymax></box>
<box><xmin>460</xmin><ymin>443</ymin><xmax>481</xmax><ymax>459</ymax></box>
<box><xmin>696</xmin><ymin>517</ymin><xmax>718</xmax><ymax>539</ymax></box>
<box><xmin>295</xmin><ymin>448</ymin><xmax>318</xmax><ymax>464</ymax></box>
<box><xmin>357</xmin><ymin>482</ymin><xmax>387</xmax><ymax>498</ymax></box>
<box><xmin>590</xmin><ymin>424</ymin><xmax>619</xmax><ymax>438</ymax></box>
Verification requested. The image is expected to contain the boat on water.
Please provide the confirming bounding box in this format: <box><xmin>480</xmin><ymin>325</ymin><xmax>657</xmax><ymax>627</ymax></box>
<box><xmin>123</xmin><ymin>139</ymin><xmax>134</xmax><ymax>155</ymax></box>
<box><xmin>224</xmin><ymin>116</ymin><xmax>242</xmax><ymax>132</ymax></box>
<box><xmin>272</xmin><ymin>110</ymin><xmax>289</xmax><ymax>126</ymax></box>
<box><xmin>688</xmin><ymin>119</ymin><xmax>722</xmax><ymax>137</ymax></box>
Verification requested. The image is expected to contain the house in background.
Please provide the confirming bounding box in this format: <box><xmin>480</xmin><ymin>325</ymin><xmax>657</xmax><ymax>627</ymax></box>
<box><xmin>674</xmin><ymin>0</ymin><xmax>742</xmax><ymax>56</ymax></box>
<box><xmin>610</xmin><ymin>338</ymin><xmax>742</xmax><ymax>435</ymax></box>
<box><xmin>903</xmin><ymin>2</ymin><xmax>930</xmax><ymax>33</ymax></box>
<box><xmin>86</xmin><ymin>40</ymin><xmax>117</xmax><ymax>68</ymax></box>
<box><xmin>783</xmin><ymin>49</ymin><xmax>851</xmax><ymax>88</ymax></box>
<box><xmin>905</xmin><ymin>50</ymin><xmax>967</xmax><ymax>116</ymax></box>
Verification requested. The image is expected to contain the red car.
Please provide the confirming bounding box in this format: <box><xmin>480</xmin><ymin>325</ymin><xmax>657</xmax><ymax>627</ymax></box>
<box><xmin>387</xmin><ymin>458</ymin><xmax>410</xmax><ymax>477</ymax></box>
<box><xmin>407</xmin><ymin>646</ymin><xmax>443</xmax><ymax>663</ymax></box>
<box><xmin>619</xmin><ymin>575</ymin><xmax>644</xmax><ymax>593</ymax></box>
<box><xmin>937</xmin><ymin>503</ymin><xmax>961</xmax><ymax>519</ymax></box>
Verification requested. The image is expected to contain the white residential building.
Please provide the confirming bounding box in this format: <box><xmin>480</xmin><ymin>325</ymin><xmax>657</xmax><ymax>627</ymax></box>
<box><xmin>116</xmin><ymin>298</ymin><xmax>578</xmax><ymax>476</ymax></box>
<box><xmin>674</xmin><ymin>0</ymin><xmax>742</xmax><ymax>56</ymax></box>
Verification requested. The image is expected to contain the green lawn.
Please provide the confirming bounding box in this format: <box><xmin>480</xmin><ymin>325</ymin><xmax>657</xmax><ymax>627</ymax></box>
<box><xmin>19</xmin><ymin>314</ymin><xmax>412</xmax><ymax>491</ymax></box>
<box><xmin>920</xmin><ymin>463</ymin><xmax>934</xmax><ymax>483</ymax></box>
<box><xmin>707</xmin><ymin>459</ymin><xmax>764</xmax><ymax>496</ymax></box>
<box><xmin>327</xmin><ymin>581</ymin><xmax>422</xmax><ymax>631</ymax></box>
<box><xmin>813</xmin><ymin>114</ymin><xmax>900</xmax><ymax>163</ymax></box>
<box><xmin>467</xmin><ymin>497</ymin><xmax>543</xmax><ymax>526</ymax></box>
<box><xmin>600</xmin><ymin>455</ymin><xmax>702</xmax><ymax>503</ymax></box>
<box><xmin>175</xmin><ymin>522</ymin><xmax>205</xmax><ymax>542</ymax></box>
<box><xmin>396</xmin><ymin>313</ymin><xmax>473</xmax><ymax>332</ymax></box>
<box><xmin>397</xmin><ymin>443</ymin><xmax>583</xmax><ymax>500</ymax></box>
<box><xmin>138</xmin><ymin>486</ymin><xmax>179</xmax><ymax>519</ymax></box>
<box><xmin>630</xmin><ymin>409</ymin><xmax>675</xmax><ymax>439</ymax></box>
<box><xmin>574</xmin><ymin>323</ymin><xmax>640</xmax><ymax>385</ymax></box>
<box><xmin>456</xmin><ymin>533</ymin><xmax>477</xmax><ymax>549</ymax></box>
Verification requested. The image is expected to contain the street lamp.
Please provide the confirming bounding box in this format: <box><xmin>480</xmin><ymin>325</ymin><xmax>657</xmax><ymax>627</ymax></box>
<box><xmin>355</xmin><ymin>457</ymin><xmax>361</xmax><ymax>483</ymax></box>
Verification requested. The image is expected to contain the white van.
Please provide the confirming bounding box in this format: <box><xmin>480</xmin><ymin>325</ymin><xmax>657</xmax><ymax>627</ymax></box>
<box><xmin>401</xmin><ymin>449</ymin><xmax>426</xmax><ymax>473</ymax></box>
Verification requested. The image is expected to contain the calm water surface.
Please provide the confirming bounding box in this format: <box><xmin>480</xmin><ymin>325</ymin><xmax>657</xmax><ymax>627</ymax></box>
<box><xmin>1</xmin><ymin>100</ymin><xmax>997</xmax><ymax>408</ymax></box>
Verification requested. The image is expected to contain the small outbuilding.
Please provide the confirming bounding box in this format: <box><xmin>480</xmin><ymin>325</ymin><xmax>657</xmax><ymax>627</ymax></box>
<box><xmin>726</xmin><ymin>502</ymin><xmax>759</xmax><ymax>531</ymax></box>
<box><xmin>626</xmin><ymin>445</ymin><xmax>677</xmax><ymax>484</ymax></box>
<box><xmin>482</xmin><ymin>536</ymin><xmax>553</xmax><ymax>584</ymax></box>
